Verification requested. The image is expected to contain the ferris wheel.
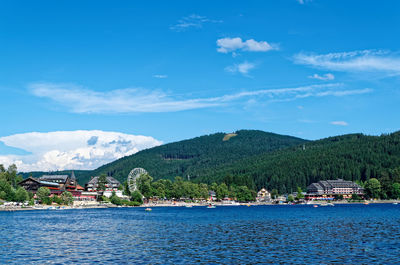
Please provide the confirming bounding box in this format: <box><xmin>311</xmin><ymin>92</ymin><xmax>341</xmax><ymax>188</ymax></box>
<box><xmin>127</xmin><ymin>168</ymin><xmax>148</xmax><ymax>193</ymax></box>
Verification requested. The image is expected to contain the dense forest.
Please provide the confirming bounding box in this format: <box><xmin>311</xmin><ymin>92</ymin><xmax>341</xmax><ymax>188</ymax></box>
<box><xmin>210</xmin><ymin>132</ymin><xmax>400</xmax><ymax>197</ymax></box>
<box><xmin>21</xmin><ymin>130</ymin><xmax>400</xmax><ymax>199</ymax></box>
<box><xmin>77</xmin><ymin>130</ymin><xmax>306</xmax><ymax>185</ymax></box>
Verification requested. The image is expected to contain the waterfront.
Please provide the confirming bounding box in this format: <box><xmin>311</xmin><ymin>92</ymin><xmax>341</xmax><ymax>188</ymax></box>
<box><xmin>1</xmin><ymin>204</ymin><xmax>400</xmax><ymax>264</ymax></box>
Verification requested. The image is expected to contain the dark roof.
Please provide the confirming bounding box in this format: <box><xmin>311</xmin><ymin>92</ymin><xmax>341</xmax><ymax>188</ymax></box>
<box><xmin>307</xmin><ymin>179</ymin><xmax>362</xmax><ymax>191</ymax></box>
<box><xmin>18</xmin><ymin>177</ymin><xmax>40</xmax><ymax>185</ymax></box>
<box><xmin>40</xmin><ymin>175</ymin><xmax>69</xmax><ymax>181</ymax></box>
<box><xmin>18</xmin><ymin>177</ymin><xmax>59</xmax><ymax>187</ymax></box>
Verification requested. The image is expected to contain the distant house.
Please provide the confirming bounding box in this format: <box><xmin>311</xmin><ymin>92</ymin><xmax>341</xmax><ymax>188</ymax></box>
<box><xmin>85</xmin><ymin>176</ymin><xmax>120</xmax><ymax>192</ymax></box>
<box><xmin>256</xmin><ymin>188</ymin><xmax>271</xmax><ymax>202</ymax></box>
<box><xmin>208</xmin><ymin>190</ymin><xmax>217</xmax><ymax>201</ymax></box>
<box><xmin>306</xmin><ymin>179</ymin><xmax>364</xmax><ymax>199</ymax></box>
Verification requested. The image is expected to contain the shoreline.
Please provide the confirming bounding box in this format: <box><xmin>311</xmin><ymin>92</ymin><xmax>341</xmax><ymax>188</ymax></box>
<box><xmin>1</xmin><ymin>200</ymin><xmax>399</xmax><ymax>212</ymax></box>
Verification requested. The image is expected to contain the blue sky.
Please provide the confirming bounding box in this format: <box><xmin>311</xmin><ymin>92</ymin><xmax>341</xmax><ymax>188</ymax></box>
<box><xmin>0</xmin><ymin>0</ymin><xmax>400</xmax><ymax>171</ymax></box>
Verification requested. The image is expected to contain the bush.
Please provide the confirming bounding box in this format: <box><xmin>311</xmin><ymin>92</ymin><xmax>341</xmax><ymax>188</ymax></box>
<box><xmin>110</xmin><ymin>194</ymin><xmax>122</xmax><ymax>205</ymax></box>
<box><xmin>53</xmin><ymin>196</ymin><xmax>63</xmax><ymax>205</ymax></box>
<box><xmin>131</xmin><ymin>190</ymin><xmax>143</xmax><ymax>204</ymax></box>
<box><xmin>60</xmin><ymin>191</ymin><xmax>74</xmax><ymax>205</ymax></box>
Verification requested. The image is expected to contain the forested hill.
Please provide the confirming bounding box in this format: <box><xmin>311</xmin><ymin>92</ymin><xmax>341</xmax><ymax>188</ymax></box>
<box><xmin>209</xmin><ymin>131</ymin><xmax>400</xmax><ymax>195</ymax></box>
<box><xmin>77</xmin><ymin>130</ymin><xmax>307</xmax><ymax>184</ymax></box>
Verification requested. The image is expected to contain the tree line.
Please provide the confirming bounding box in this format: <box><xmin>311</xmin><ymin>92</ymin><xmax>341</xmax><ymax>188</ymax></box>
<box><xmin>123</xmin><ymin>174</ymin><xmax>257</xmax><ymax>203</ymax></box>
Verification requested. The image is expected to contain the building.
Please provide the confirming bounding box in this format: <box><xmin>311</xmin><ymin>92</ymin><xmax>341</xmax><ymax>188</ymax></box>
<box><xmin>18</xmin><ymin>172</ymin><xmax>85</xmax><ymax>197</ymax></box>
<box><xmin>306</xmin><ymin>179</ymin><xmax>364</xmax><ymax>200</ymax></box>
<box><xmin>256</xmin><ymin>188</ymin><xmax>271</xmax><ymax>202</ymax></box>
<box><xmin>85</xmin><ymin>176</ymin><xmax>121</xmax><ymax>192</ymax></box>
<box><xmin>18</xmin><ymin>177</ymin><xmax>60</xmax><ymax>194</ymax></box>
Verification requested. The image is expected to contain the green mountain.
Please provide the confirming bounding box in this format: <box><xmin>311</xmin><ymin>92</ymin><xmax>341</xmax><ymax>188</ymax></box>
<box><xmin>80</xmin><ymin>130</ymin><xmax>307</xmax><ymax>185</ymax></box>
<box><xmin>211</xmin><ymin>131</ymin><xmax>400</xmax><ymax>195</ymax></box>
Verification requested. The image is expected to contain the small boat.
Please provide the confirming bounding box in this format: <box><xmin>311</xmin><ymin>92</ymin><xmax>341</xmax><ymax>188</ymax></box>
<box><xmin>185</xmin><ymin>205</ymin><xmax>193</xmax><ymax>208</ymax></box>
<box><xmin>145</xmin><ymin>208</ymin><xmax>152</xmax><ymax>211</ymax></box>
<box><xmin>313</xmin><ymin>205</ymin><xmax>318</xmax><ymax>208</ymax></box>
<box><xmin>393</xmin><ymin>202</ymin><xmax>398</xmax><ymax>205</ymax></box>
<box><xmin>327</xmin><ymin>203</ymin><xmax>335</xmax><ymax>206</ymax></box>
<box><xmin>364</xmin><ymin>202</ymin><xmax>369</xmax><ymax>205</ymax></box>
<box><xmin>207</xmin><ymin>204</ymin><xmax>216</xmax><ymax>209</ymax></box>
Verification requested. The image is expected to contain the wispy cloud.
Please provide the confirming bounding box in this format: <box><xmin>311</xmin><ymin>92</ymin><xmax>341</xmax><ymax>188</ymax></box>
<box><xmin>331</xmin><ymin>121</ymin><xmax>348</xmax><ymax>126</ymax></box>
<box><xmin>153</xmin><ymin>74</ymin><xmax>168</xmax><ymax>79</ymax></box>
<box><xmin>0</xmin><ymin>130</ymin><xmax>162</xmax><ymax>171</ymax></box>
<box><xmin>308</xmin><ymin>73</ymin><xmax>335</xmax><ymax>81</ymax></box>
<box><xmin>217</xmin><ymin>37</ymin><xmax>279</xmax><ymax>54</ymax></box>
<box><xmin>170</xmin><ymin>14</ymin><xmax>222</xmax><ymax>31</ymax></box>
<box><xmin>294</xmin><ymin>50</ymin><xmax>400</xmax><ymax>76</ymax></box>
<box><xmin>225</xmin><ymin>61</ymin><xmax>255</xmax><ymax>75</ymax></box>
<box><xmin>297</xmin><ymin>0</ymin><xmax>312</xmax><ymax>4</ymax></box>
<box><xmin>30</xmin><ymin>82</ymin><xmax>372</xmax><ymax>114</ymax></box>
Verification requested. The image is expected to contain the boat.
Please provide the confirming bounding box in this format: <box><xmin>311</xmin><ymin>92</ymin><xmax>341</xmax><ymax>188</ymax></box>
<box><xmin>313</xmin><ymin>205</ymin><xmax>318</xmax><ymax>208</ymax></box>
<box><xmin>393</xmin><ymin>202</ymin><xmax>398</xmax><ymax>205</ymax></box>
<box><xmin>185</xmin><ymin>205</ymin><xmax>193</xmax><ymax>208</ymax></box>
<box><xmin>145</xmin><ymin>208</ymin><xmax>152</xmax><ymax>211</ymax></box>
<box><xmin>207</xmin><ymin>204</ymin><xmax>216</xmax><ymax>209</ymax></box>
<box><xmin>327</xmin><ymin>203</ymin><xmax>335</xmax><ymax>206</ymax></box>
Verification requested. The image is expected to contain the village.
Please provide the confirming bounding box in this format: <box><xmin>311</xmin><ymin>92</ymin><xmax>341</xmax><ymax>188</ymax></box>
<box><xmin>0</xmin><ymin>169</ymin><xmax>373</xmax><ymax>211</ymax></box>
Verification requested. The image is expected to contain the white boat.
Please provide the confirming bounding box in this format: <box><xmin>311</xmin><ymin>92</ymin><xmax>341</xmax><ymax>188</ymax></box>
<box><xmin>145</xmin><ymin>208</ymin><xmax>152</xmax><ymax>211</ymax></box>
<box><xmin>207</xmin><ymin>204</ymin><xmax>216</xmax><ymax>208</ymax></box>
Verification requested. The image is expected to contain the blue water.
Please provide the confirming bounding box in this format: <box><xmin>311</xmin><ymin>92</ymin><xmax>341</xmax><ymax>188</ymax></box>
<box><xmin>1</xmin><ymin>204</ymin><xmax>400</xmax><ymax>264</ymax></box>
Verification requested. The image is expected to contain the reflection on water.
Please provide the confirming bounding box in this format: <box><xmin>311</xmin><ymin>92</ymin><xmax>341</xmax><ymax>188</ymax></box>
<box><xmin>1</xmin><ymin>204</ymin><xmax>400</xmax><ymax>264</ymax></box>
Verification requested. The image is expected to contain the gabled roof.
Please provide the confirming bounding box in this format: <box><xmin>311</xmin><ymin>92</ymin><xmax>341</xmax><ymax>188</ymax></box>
<box><xmin>18</xmin><ymin>177</ymin><xmax>40</xmax><ymax>185</ymax></box>
<box><xmin>86</xmin><ymin>176</ymin><xmax>120</xmax><ymax>185</ymax></box>
<box><xmin>40</xmin><ymin>175</ymin><xmax>69</xmax><ymax>181</ymax></box>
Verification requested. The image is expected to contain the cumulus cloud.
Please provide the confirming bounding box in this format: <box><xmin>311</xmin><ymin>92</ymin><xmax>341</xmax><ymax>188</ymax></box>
<box><xmin>170</xmin><ymin>14</ymin><xmax>222</xmax><ymax>31</ymax></box>
<box><xmin>30</xmin><ymin>82</ymin><xmax>372</xmax><ymax>114</ymax></box>
<box><xmin>225</xmin><ymin>61</ymin><xmax>255</xmax><ymax>75</ymax></box>
<box><xmin>216</xmin><ymin>37</ymin><xmax>278</xmax><ymax>54</ymax></box>
<box><xmin>330</xmin><ymin>121</ymin><xmax>348</xmax><ymax>126</ymax></box>
<box><xmin>0</xmin><ymin>130</ymin><xmax>162</xmax><ymax>172</ymax></box>
<box><xmin>308</xmin><ymin>73</ymin><xmax>335</xmax><ymax>80</ymax></box>
<box><xmin>294</xmin><ymin>50</ymin><xmax>400</xmax><ymax>75</ymax></box>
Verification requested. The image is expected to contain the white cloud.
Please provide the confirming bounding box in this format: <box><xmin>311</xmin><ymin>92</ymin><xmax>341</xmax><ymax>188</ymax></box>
<box><xmin>225</xmin><ymin>61</ymin><xmax>256</xmax><ymax>75</ymax></box>
<box><xmin>0</xmin><ymin>130</ymin><xmax>162</xmax><ymax>172</ymax></box>
<box><xmin>30</xmin><ymin>82</ymin><xmax>372</xmax><ymax>114</ymax></box>
<box><xmin>170</xmin><ymin>14</ymin><xmax>222</xmax><ymax>31</ymax></box>
<box><xmin>308</xmin><ymin>73</ymin><xmax>335</xmax><ymax>80</ymax></box>
<box><xmin>216</xmin><ymin>37</ymin><xmax>278</xmax><ymax>54</ymax></box>
<box><xmin>294</xmin><ymin>50</ymin><xmax>400</xmax><ymax>75</ymax></box>
<box><xmin>30</xmin><ymin>83</ymin><xmax>222</xmax><ymax>113</ymax></box>
<box><xmin>330</xmin><ymin>121</ymin><xmax>348</xmax><ymax>126</ymax></box>
<box><xmin>153</xmin><ymin>74</ymin><xmax>168</xmax><ymax>79</ymax></box>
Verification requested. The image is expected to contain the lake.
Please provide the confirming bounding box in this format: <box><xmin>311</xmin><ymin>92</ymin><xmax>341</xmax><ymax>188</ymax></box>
<box><xmin>1</xmin><ymin>204</ymin><xmax>400</xmax><ymax>264</ymax></box>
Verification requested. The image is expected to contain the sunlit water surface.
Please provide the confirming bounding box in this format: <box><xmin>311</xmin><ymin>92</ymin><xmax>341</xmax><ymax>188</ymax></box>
<box><xmin>1</xmin><ymin>204</ymin><xmax>400</xmax><ymax>264</ymax></box>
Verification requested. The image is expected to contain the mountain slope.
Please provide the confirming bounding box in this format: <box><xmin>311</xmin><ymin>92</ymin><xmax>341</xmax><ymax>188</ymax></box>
<box><xmin>79</xmin><ymin>130</ymin><xmax>307</xmax><ymax>184</ymax></box>
<box><xmin>211</xmin><ymin>131</ymin><xmax>400</xmax><ymax>194</ymax></box>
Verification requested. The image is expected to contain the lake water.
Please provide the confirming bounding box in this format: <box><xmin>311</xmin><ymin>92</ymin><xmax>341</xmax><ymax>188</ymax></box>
<box><xmin>1</xmin><ymin>204</ymin><xmax>400</xmax><ymax>264</ymax></box>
